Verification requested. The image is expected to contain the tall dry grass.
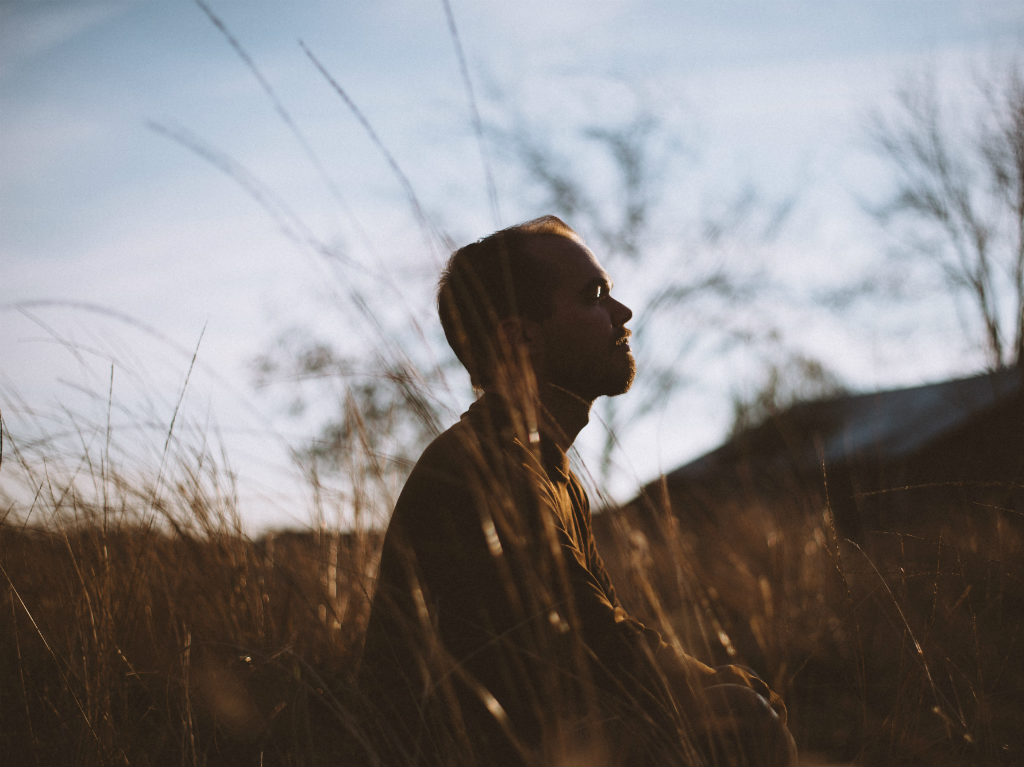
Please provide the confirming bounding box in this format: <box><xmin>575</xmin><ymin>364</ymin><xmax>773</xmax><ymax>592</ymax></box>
<box><xmin>0</xmin><ymin>400</ymin><xmax>376</xmax><ymax>765</ymax></box>
<box><xmin>2</xmin><ymin>391</ymin><xmax>1021</xmax><ymax>765</ymax></box>
<box><xmin>596</xmin><ymin>473</ymin><xmax>1023</xmax><ymax>766</ymax></box>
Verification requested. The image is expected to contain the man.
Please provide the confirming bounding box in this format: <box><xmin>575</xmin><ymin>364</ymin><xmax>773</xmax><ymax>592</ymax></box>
<box><xmin>358</xmin><ymin>216</ymin><xmax>796</xmax><ymax>765</ymax></box>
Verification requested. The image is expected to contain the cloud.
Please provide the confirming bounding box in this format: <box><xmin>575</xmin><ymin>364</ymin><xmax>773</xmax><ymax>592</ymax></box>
<box><xmin>0</xmin><ymin>2</ymin><xmax>132</xmax><ymax>78</ymax></box>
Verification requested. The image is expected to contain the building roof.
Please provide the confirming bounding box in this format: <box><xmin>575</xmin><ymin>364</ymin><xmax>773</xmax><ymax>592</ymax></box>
<box><xmin>665</xmin><ymin>365</ymin><xmax>1023</xmax><ymax>487</ymax></box>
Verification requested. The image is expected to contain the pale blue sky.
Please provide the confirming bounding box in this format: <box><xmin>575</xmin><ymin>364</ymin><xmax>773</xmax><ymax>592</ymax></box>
<box><xmin>2</xmin><ymin>2</ymin><xmax>1021</xmax><ymax>528</ymax></box>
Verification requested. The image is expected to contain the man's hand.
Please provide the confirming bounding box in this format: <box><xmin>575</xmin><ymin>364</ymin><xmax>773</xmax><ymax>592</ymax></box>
<box><xmin>709</xmin><ymin>663</ymin><xmax>789</xmax><ymax>725</ymax></box>
<box><xmin>691</xmin><ymin>683</ymin><xmax>798</xmax><ymax>766</ymax></box>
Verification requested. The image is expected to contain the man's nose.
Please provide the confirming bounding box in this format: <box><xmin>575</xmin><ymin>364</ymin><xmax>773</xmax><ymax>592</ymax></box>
<box><xmin>611</xmin><ymin>297</ymin><xmax>632</xmax><ymax>326</ymax></box>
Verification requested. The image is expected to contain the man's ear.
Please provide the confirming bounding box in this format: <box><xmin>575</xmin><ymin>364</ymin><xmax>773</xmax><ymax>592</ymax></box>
<box><xmin>498</xmin><ymin>316</ymin><xmax>541</xmax><ymax>350</ymax></box>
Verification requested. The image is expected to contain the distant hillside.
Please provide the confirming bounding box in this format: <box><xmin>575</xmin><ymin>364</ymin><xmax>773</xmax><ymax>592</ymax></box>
<box><xmin>617</xmin><ymin>365</ymin><xmax>1024</xmax><ymax>540</ymax></box>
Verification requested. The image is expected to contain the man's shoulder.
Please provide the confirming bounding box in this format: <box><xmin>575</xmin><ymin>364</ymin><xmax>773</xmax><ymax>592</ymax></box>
<box><xmin>387</xmin><ymin>406</ymin><xmax>522</xmax><ymax>541</ymax></box>
<box><xmin>397</xmin><ymin>409</ymin><xmax>491</xmax><ymax>488</ymax></box>
<box><xmin>412</xmin><ymin>409</ymin><xmax>489</xmax><ymax>466</ymax></box>
<box><xmin>413</xmin><ymin>397</ymin><xmax>521</xmax><ymax>467</ymax></box>
<box><xmin>398</xmin><ymin>399</ymin><xmax>544</xmax><ymax>511</ymax></box>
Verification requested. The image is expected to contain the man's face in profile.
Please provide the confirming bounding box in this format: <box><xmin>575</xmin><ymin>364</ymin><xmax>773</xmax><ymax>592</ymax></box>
<box><xmin>531</xmin><ymin>235</ymin><xmax>635</xmax><ymax>401</ymax></box>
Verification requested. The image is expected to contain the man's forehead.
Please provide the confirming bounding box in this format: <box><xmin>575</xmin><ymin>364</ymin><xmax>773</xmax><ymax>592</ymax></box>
<box><xmin>531</xmin><ymin>234</ymin><xmax>609</xmax><ymax>286</ymax></box>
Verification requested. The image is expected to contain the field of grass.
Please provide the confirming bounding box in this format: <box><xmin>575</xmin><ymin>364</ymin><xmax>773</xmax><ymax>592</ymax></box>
<box><xmin>597</xmin><ymin>483</ymin><xmax>1023</xmax><ymax>765</ymax></box>
<box><xmin>2</xmin><ymin>414</ymin><xmax>1021</xmax><ymax>765</ymax></box>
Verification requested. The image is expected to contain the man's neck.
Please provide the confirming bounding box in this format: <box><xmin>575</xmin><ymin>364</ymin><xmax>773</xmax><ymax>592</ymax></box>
<box><xmin>484</xmin><ymin>377</ymin><xmax>593</xmax><ymax>452</ymax></box>
<box><xmin>538</xmin><ymin>383</ymin><xmax>592</xmax><ymax>452</ymax></box>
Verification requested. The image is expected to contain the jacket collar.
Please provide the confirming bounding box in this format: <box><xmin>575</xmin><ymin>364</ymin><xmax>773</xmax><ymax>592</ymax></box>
<box><xmin>464</xmin><ymin>392</ymin><xmax>571</xmax><ymax>482</ymax></box>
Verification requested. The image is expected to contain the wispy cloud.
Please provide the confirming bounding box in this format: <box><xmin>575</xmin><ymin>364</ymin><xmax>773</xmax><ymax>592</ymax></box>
<box><xmin>0</xmin><ymin>2</ymin><xmax>131</xmax><ymax>78</ymax></box>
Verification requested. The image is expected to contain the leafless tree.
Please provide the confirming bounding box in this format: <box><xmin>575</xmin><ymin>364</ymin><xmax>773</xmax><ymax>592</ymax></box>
<box><xmin>251</xmin><ymin>103</ymin><xmax>797</xmax><ymax>497</ymax></box>
<box><xmin>729</xmin><ymin>353</ymin><xmax>848</xmax><ymax>436</ymax></box>
<box><xmin>251</xmin><ymin>328</ymin><xmax>451</xmax><ymax>521</ymax></box>
<box><xmin>867</xmin><ymin>58</ymin><xmax>1024</xmax><ymax>369</ymax></box>
<box><xmin>492</xmin><ymin>103</ymin><xmax>796</xmax><ymax>483</ymax></box>
<box><xmin>195</xmin><ymin>0</ymin><xmax>803</xmax><ymax>498</ymax></box>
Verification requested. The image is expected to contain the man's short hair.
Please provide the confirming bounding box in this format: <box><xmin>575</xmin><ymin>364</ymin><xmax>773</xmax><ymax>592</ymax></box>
<box><xmin>438</xmin><ymin>215</ymin><xmax>581</xmax><ymax>388</ymax></box>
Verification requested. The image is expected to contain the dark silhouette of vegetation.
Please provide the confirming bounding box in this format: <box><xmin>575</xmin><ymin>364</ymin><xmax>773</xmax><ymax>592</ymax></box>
<box><xmin>2</xmin><ymin>401</ymin><xmax>1021</xmax><ymax>763</ymax></box>
<box><xmin>867</xmin><ymin>57</ymin><xmax>1024</xmax><ymax>368</ymax></box>
<box><xmin>729</xmin><ymin>352</ymin><xmax>848</xmax><ymax>436</ymax></box>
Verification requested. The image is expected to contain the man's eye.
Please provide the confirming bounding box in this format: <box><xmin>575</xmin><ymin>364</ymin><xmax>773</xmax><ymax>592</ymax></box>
<box><xmin>593</xmin><ymin>285</ymin><xmax>606</xmax><ymax>300</ymax></box>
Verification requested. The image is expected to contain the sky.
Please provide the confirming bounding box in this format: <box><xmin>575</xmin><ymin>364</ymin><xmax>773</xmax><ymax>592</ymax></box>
<box><xmin>2</xmin><ymin>1</ymin><xmax>1022</xmax><ymax>530</ymax></box>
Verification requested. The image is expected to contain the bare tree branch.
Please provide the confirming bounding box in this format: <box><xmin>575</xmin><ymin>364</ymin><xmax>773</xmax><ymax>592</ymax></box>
<box><xmin>867</xmin><ymin>60</ymin><xmax>1024</xmax><ymax>368</ymax></box>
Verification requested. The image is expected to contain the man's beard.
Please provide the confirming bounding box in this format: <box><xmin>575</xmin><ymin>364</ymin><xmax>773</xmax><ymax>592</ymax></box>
<box><xmin>608</xmin><ymin>352</ymin><xmax>637</xmax><ymax>396</ymax></box>
<box><xmin>545</xmin><ymin>346</ymin><xmax>636</xmax><ymax>401</ymax></box>
<box><xmin>593</xmin><ymin>348</ymin><xmax>636</xmax><ymax>398</ymax></box>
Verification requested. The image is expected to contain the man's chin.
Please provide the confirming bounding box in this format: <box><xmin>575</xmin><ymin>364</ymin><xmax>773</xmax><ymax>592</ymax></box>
<box><xmin>555</xmin><ymin>358</ymin><xmax>636</xmax><ymax>400</ymax></box>
<box><xmin>606</xmin><ymin>362</ymin><xmax>637</xmax><ymax>397</ymax></box>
